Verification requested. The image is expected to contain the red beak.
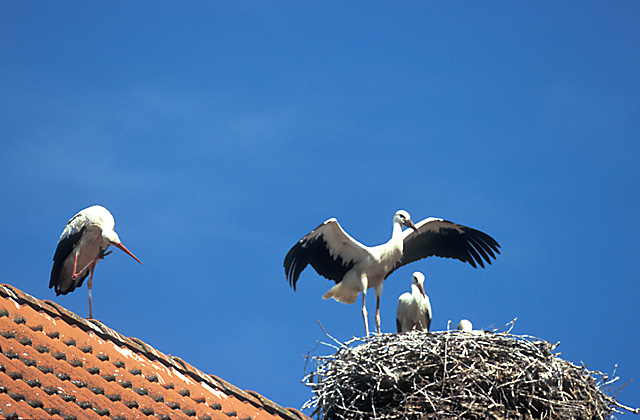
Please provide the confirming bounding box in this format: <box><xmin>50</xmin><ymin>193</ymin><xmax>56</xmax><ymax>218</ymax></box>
<box><xmin>417</xmin><ymin>282</ymin><xmax>426</xmax><ymax>298</ymax></box>
<box><xmin>115</xmin><ymin>242</ymin><xmax>143</xmax><ymax>265</ymax></box>
<box><xmin>406</xmin><ymin>219</ymin><xmax>419</xmax><ymax>233</ymax></box>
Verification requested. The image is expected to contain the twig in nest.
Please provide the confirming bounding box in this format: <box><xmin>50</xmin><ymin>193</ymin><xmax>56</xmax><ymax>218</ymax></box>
<box><xmin>492</xmin><ymin>317</ymin><xmax>517</xmax><ymax>333</ymax></box>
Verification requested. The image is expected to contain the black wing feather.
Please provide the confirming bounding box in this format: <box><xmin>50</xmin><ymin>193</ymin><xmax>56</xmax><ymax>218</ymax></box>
<box><xmin>49</xmin><ymin>226</ymin><xmax>86</xmax><ymax>295</ymax></box>
<box><xmin>284</xmin><ymin>223</ymin><xmax>356</xmax><ymax>291</ymax></box>
<box><xmin>469</xmin><ymin>236</ymin><xmax>492</xmax><ymax>266</ymax></box>
<box><xmin>387</xmin><ymin>219</ymin><xmax>500</xmax><ymax>278</ymax></box>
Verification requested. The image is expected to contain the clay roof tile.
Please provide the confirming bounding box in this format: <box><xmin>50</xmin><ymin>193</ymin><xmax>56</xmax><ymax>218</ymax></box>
<box><xmin>0</xmin><ymin>283</ymin><xmax>309</xmax><ymax>420</ymax></box>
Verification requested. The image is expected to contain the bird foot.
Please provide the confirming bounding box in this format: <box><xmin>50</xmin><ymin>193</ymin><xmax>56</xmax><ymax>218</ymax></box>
<box><xmin>98</xmin><ymin>249</ymin><xmax>112</xmax><ymax>259</ymax></box>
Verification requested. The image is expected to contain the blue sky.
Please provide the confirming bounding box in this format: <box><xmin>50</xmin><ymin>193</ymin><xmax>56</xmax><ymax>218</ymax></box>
<box><xmin>1</xmin><ymin>2</ymin><xmax>638</xmax><ymax>413</ymax></box>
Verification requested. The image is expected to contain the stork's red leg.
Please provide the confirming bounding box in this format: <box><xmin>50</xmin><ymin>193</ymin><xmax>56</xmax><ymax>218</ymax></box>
<box><xmin>72</xmin><ymin>249</ymin><xmax>100</xmax><ymax>280</ymax></box>
<box><xmin>361</xmin><ymin>290</ymin><xmax>369</xmax><ymax>338</ymax></box>
<box><xmin>73</xmin><ymin>251</ymin><xmax>80</xmax><ymax>278</ymax></box>
<box><xmin>87</xmin><ymin>260</ymin><xmax>99</xmax><ymax>319</ymax></box>
<box><xmin>375</xmin><ymin>295</ymin><xmax>381</xmax><ymax>334</ymax></box>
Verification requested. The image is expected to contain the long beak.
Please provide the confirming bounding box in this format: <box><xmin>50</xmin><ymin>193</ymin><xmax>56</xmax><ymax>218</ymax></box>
<box><xmin>417</xmin><ymin>282</ymin><xmax>426</xmax><ymax>298</ymax></box>
<box><xmin>115</xmin><ymin>242</ymin><xmax>143</xmax><ymax>265</ymax></box>
<box><xmin>405</xmin><ymin>219</ymin><xmax>419</xmax><ymax>233</ymax></box>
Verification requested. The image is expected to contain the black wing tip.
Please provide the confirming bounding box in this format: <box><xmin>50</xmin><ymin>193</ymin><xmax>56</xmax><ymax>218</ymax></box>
<box><xmin>286</xmin><ymin>271</ymin><xmax>298</xmax><ymax>291</ymax></box>
<box><xmin>284</xmin><ymin>267</ymin><xmax>298</xmax><ymax>291</ymax></box>
<box><xmin>49</xmin><ymin>269</ymin><xmax>86</xmax><ymax>296</ymax></box>
<box><xmin>283</xmin><ymin>243</ymin><xmax>304</xmax><ymax>291</ymax></box>
<box><xmin>49</xmin><ymin>280</ymin><xmax>71</xmax><ymax>296</ymax></box>
<box><xmin>468</xmin><ymin>229</ymin><xmax>502</xmax><ymax>268</ymax></box>
<box><xmin>49</xmin><ymin>265</ymin><xmax>62</xmax><ymax>291</ymax></box>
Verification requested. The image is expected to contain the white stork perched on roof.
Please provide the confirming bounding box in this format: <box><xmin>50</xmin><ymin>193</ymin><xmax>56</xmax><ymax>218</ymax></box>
<box><xmin>396</xmin><ymin>272</ymin><xmax>432</xmax><ymax>333</ymax></box>
<box><xmin>284</xmin><ymin>210</ymin><xmax>500</xmax><ymax>336</ymax></box>
<box><xmin>49</xmin><ymin>205</ymin><xmax>142</xmax><ymax>319</ymax></box>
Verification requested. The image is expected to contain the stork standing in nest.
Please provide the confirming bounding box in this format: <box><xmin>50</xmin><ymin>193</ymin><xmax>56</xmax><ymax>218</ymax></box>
<box><xmin>284</xmin><ymin>210</ymin><xmax>500</xmax><ymax>336</ymax></box>
<box><xmin>396</xmin><ymin>271</ymin><xmax>432</xmax><ymax>333</ymax></box>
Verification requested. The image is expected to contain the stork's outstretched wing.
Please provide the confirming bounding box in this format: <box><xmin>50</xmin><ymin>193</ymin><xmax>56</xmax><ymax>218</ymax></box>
<box><xmin>284</xmin><ymin>218</ymin><xmax>369</xmax><ymax>290</ymax></box>
<box><xmin>387</xmin><ymin>218</ymin><xmax>500</xmax><ymax>278</ymax></box>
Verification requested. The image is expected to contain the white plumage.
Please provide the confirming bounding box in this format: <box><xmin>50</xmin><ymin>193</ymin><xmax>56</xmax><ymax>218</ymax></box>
<box><xmin>396</xmin><ymin>272</ymin><xmax>432</xmax><ymax>333</ymax></box>
<box><xmin>457</xmin><ymin>319</ymin><xmax>473</xmax><ymax>332</ymax></box>
<box><xmin>284</xmin><ymin>209</ymin><xmax>500</xmax><ymax>336</ymax></box>
<box><xmin>49</xmin><ymin>205</ymin><xmax>142</xmax><ymax>319</ymax></box>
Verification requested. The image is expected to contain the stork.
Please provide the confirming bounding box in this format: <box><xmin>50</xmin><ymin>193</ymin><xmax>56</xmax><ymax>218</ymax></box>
<box><xmin>284</xmin><ymin>210</ymin><xmax>500</xmax><ymax>336</ymax></box>
<box><xmin>49</xmin><ymin>205</ymin><xmax>142</xmax><ymax>319</ymax></box>
<box><xmin>457</xmin><ymin>319</ymin><xmax>473</xmax><ymax>332</ymax></box>
<box><xmin>396</xmin><ymin>271</ymin><xmax>432</xmax><ymax>333</ymax></box>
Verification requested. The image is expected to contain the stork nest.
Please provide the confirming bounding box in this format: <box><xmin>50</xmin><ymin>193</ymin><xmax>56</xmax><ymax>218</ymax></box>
<box><xmin>303</xmin><ymin>323</ymin><xmax>638</xmax><ymax>420</ymax></box>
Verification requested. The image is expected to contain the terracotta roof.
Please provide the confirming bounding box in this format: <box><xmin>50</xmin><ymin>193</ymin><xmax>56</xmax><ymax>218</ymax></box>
<box><xmin>0</xmin><ymin>283</ymin><xmax>309</xmax><ymax>420</ymax></box>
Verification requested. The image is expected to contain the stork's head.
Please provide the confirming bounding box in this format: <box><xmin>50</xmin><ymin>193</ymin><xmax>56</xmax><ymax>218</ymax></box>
<box><xmin>394</xmin><ymin>210</ymin><xmax>418</xmax><ymax>232</ymax></box>
<box><xmin>412</xmin><ymin>271</ymin><xmax>426</xmax><ymax>297</ymax></box>
<box><xmin>457</xmin><ymin>319</ymin><xmax>473</xmax><ymax>332</ymax></box>
<box><xmin>103</xmin><ymin>229</ymin><xmax>143</xmax><ymax>265</ymax></box>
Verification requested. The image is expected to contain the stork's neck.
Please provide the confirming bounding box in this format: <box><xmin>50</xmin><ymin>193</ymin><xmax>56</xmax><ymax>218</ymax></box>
<box><xmin>391</xmin><ymin>220</ymin><xmax>404</xmax><ymax>241</ymax></box>
<box><xmin>411</xmin><ymin>283</ymin><xmax>422</xmax><ymax>298</ymax></box>
<box><xmin>380</xmin><ymin>219</ymin><xmax>405</xmax><ymax>258</ymax></box>
<box><xmin>376</xmin><ymin>219</ymin><xmax>405</xmax><ymax>263</ymax></box>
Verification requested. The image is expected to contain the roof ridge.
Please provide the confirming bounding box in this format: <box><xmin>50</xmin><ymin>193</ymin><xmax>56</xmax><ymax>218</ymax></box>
<box><xmin>0</xmin><ymin>283</ymin><xmax>308</xmax><ymax>420</ymax></box>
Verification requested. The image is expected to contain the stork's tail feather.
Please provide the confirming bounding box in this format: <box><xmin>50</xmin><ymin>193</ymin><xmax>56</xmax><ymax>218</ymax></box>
<box><xmin>323</xmin><ymin>283</ymin><xmax>360</xmax><ymax>304</ymax></box>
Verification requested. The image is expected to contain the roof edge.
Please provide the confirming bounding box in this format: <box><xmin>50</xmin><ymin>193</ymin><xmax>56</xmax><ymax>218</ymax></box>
<box><xmin>0</xmin><ymin>283</ymin><xmax>308</xmax><ymax>420</ymax></box>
